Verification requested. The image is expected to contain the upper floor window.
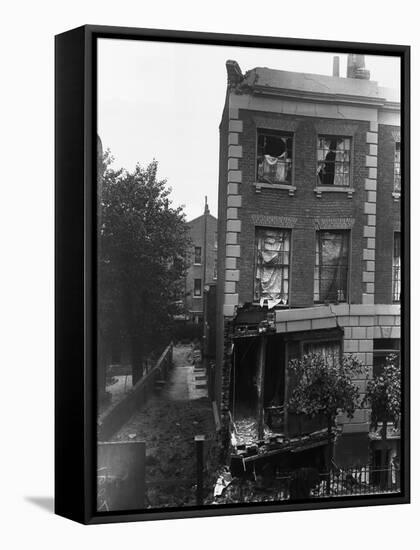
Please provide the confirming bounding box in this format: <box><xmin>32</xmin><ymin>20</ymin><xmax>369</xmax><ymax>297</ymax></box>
<box><xmin>193</xmin><ymin>278</ymin><xmax>202</xmax><ymax>297</ymax></box>
<box><xmin>254</xmin><ymin>228</ymin><xmax>290</xmax><ymax>307</ymax></box>
<box><xmin>257</xmin><ymin>130</ymin><xmax>293</xmax><ymax>185</ymax></box>
<box><xmin>393</xmin><ymin>232</ymin><xmax>401</xmax><ymax>302</ymax></box>
<box><xmin>213</xmin><ymin>258</ymin><xmax>217</xmax><ymax>280</ymax></box>
<box><xmin>194</xmin><ymin>246</ymin><xmax>202</xmax><ymax>264</ymax></box>
<box><xmin>317</xmin><ymin>136</ymin><xmax>351</xmax><ymax>187</ymax></box>
<box><xmin>394</xmin><ymin>141</ymin><xmax>401</xmax><ymax>193</ymax></box>
<box><xmin>314</xmin><ymin>230</ymin><xmax>349</xmax><ymax>303</ymax></box>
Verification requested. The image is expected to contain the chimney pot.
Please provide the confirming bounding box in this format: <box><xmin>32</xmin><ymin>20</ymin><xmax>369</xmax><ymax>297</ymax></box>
<box><xmin>347</xmin><ymin>54</ymin><xmax>370</xmax><ymax>80</ymax></box>
<box><xmin>333</xmin><ymin>56</ymin><xmax>340</xmax><ymax>77</ymax></box>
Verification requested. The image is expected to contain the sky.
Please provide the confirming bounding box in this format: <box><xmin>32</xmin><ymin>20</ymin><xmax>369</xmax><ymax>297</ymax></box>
<box><xmin>98</xmin><ymin>39</ymin><xmax>400</xmax><ymax>221</ymax></box>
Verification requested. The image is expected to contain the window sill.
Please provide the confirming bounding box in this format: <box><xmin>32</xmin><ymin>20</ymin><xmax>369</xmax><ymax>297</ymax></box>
<box><xmin>252</xmin><ymin>301</ymin><xmax>290</xmax><ymax>308</ymax></box>
<box><xmin>314</xmin><ymin>301</ymin><xmax>348</xmax><ymax>305</ymax></box>
<box><xmin>314</xmin><ymin>186</ymin><xmax>354</xmax><ymax>198</ymax></box>
<box><xmin>392</xmin><ymin>192</ymin><xmax>401</xmax><ymax>201</ymax></box>
<box><xmin>254</xmin><ymin>182</ymin><xmax>296</xmax><ymax>196</ymax></box>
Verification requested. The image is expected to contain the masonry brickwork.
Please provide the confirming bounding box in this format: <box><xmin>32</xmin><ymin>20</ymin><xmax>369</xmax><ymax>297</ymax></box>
<box><xmin>216</xmin><ymin>59</ymin><xmax>401</xmax><ymax>462</ymax></box>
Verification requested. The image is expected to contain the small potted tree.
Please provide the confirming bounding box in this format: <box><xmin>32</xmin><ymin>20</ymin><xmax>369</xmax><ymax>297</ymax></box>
<box><xmin>363</xmin><ymin>354</ymin><xmax>401</xmax><ymax>490</ymax></box>
<box><xmin>288</xmin><ymin>352</ymin><xmax>365</xmax><ymax>495</ymax></box>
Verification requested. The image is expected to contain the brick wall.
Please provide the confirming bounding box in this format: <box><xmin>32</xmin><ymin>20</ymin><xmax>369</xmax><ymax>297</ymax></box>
<box><xmin>215</xmin><ymin>94</ymin><xmax>401</xmax><ymax>448</ymax></box>
<box><xmin>236</xmin><ymin>110</ymin><xmax>370</xmax><ymax>307</ymax></box>
<box><xmin>185</xmin><ymin>214</ymin><xmax>218</xmax><ymax>315</ymax></box>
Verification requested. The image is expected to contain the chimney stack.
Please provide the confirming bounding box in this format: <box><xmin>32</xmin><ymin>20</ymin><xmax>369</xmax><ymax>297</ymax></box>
<box><xmin>347</xmin><ymin>54</ymin><xmax>370</xmax><ymax>80</ymax></box>
<box><xmin>333</xmin><ymin>56</ymin><xmax>340</xmax><ymax>77</ymax></box>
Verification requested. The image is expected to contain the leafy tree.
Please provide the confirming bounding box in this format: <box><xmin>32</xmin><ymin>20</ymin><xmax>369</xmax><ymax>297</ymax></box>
<box><xmin>363</xmin><ymin>354</ymin><xmax>401</xmax><ymax>488</ymax></box>
<box><xmin>287</xmin><ymin>353</ymin><xmax>365</xmax><ymax>487</ymax></box>
<box><xmin>98</xmin><ymin>151</ymin><xmax>190</xmax><ymax>386</ymax></box>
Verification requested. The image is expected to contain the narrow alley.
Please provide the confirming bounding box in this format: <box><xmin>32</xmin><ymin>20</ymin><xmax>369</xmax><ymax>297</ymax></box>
<box><xmin>109</xmin><ymin>343</ymin><xmax>219</xmax><ymax>508</ymax></box>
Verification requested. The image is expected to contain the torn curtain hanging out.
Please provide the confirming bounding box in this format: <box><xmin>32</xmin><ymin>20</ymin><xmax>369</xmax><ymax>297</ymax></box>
<box><xmin>257</xmin><ymin>133</ymin><xmax>293</xmax><ymax>185</ymax></box>
<box><xmin>255</xmin><ymin>228</ymin><xmax>290</xmax><ymax>308</ymax></box>
<box><xmin>317</xmin><ymin>136</ymin><xmax>351</xmax><ymax>187</ymax></box>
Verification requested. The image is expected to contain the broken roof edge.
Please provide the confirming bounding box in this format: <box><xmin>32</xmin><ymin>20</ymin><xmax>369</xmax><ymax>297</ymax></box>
<box><xmin>226</xmin><ymin>61</ymin><xmax>400</xmax><ymax>107</ymax></box>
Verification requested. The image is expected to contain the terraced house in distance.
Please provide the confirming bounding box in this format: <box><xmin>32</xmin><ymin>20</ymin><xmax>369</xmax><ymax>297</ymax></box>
<box><xmin>215</xmin><ymin>54</ymin><xmax>401</xmax><ymax>480</ymax></box>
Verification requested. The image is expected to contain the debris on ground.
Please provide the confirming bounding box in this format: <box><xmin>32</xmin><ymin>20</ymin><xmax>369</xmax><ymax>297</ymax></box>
<box><xmin>109</xmin><ymin>344</ymin><xmax>220</xmax><ymax>509</ymax></box>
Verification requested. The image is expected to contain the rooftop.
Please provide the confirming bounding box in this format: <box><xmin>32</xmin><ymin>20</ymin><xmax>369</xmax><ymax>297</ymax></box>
<box><xmin>227</xmin><ymin>60</ymin><xmax>400</xmax><ymax>106</ymax></box>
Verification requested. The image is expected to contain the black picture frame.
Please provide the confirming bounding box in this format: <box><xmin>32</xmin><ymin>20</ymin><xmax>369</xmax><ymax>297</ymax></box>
<box><xmin>55</xmin><ymin>25</ymin><xmax>410</xmax><ymax>525</ymax></box>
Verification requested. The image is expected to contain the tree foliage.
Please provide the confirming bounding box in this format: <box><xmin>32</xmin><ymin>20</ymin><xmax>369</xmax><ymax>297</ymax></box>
<box><xmin>287</xmin><ymin>353</ymin><xmax>366</xmax><ymax>427</ymax></box>
<box><xmin>363</xmin><ymin>354</ymin><xmax>401</xmax><ymax>431</ymax></box>
<box><xmin>98</xmin><ymin>150</ymin><xmax>190</xmax><ymax>382</ymax></box>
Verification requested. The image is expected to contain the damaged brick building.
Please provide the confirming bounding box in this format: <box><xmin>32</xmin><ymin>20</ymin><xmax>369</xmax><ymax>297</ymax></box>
<box><xmin>215</xmin><ymin>54</ymin><xmax>401</xmax><ymax>474</ymax></box>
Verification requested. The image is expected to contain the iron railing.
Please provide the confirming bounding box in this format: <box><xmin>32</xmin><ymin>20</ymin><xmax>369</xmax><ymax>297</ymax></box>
<box><xmin>283</xmin><ymin>465</ymin><xmax>401</xmax><ymax>500</ymax></box>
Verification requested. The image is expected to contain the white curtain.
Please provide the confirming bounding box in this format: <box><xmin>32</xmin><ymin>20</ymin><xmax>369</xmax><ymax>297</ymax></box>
<box><xmin>255</xmin><ymin>229</ymin><xmax>290</xmax><ymax>308</ymax></box>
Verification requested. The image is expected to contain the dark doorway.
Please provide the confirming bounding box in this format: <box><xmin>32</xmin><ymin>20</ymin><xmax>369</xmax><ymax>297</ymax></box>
<box><xmin>231</xmin><ymin>336</ymin><xmax>259</xmax><ymax>419</ymax></box>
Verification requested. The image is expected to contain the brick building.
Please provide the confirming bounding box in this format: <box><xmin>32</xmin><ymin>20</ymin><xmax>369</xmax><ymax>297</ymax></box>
<box><xmin>184</xmin><ymin>200</ymin><xmax>218</xmax><ymax>324</ymax></box>
<box><xmin>215</xmin><ymin>54</ymin><xmax>401</xmax><ymax>470</ymax></box>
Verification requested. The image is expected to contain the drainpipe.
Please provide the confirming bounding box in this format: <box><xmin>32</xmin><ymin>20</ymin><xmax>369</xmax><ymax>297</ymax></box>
<box><xmin>202</xmin><ymin>197</ymin><xmax>208</xmax><ymax>340</ymax></box>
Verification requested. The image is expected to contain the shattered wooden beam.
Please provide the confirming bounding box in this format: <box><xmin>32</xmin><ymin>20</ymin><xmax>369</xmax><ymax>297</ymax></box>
<box><xmin>256</xmin><ymin>334</ymin><xmax>267</xmax><ymax>440</ymax></box>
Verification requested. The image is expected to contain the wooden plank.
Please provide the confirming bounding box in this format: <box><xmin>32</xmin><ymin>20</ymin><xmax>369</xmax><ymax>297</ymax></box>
<box><xmin>256</xmin><ymin>335</ymin><xmax>267</xmax><ymax>440</ymax></box>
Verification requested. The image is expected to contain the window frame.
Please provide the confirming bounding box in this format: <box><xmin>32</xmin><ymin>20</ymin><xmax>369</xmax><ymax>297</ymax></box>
<box><xmin>254</xmin><ymin>128</ymin><xmax>296</xmax><ymax>195</ymax></box>
<box><xmin>193</xmin><ymin>246</ymin><xmax>202</xmax><ymax>265</ymax></box>
<box><xmin>303</xmin><ymin>338</ymin><xmax>343</xmax><ymax>367</ymax></box>
<box><xmin>394</xmin><ymin>140</ymin><xmax>401</xmax><ymax>195</ymax></box>
<box><xmin>253</xmin><ymin>226</ymin><xmax>292</xmax><ymax>307</ymax></box>
<box><xmin>314</xmin><ymin>134</ymin><xmax>355</xmax><ymax>197</ymax></box>
<box><xmin>193</xmin><ymin>278</ymin><xmax>202</xmax><ymax>298</ymax></box>
<box><xmin>314</xmin><ymin>229</ymin><xmax>350</xmax><ymax>304</ymax></box>
<box><xmin>392</xmin><ymin>231</ymin><xmax>401</xmax><ymax>303</ymax></box>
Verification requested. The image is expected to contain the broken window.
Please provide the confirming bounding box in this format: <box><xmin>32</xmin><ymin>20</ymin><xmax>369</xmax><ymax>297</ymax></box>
<box><xmin>194</xmin><ymin>246</ymin><xmax>202</xmax><ymax>264</ymax></box>
<box><xmin>257</xmin><ymin>130</ymin><xmax>293</xmax><ymax>185</ymax></box>
<box><xmin>393</xmin><ymin>232</ymin><xmax>401</xmax><ymax>302</ymax></box>
<box><xmin>193</xmin><ymin>278</ymin><xmax>202</xmax><ymax>297</ymax></box>
<box><xmin>314</xmin><ymin>231</ymin><xmax>349</xmax><ymax>303</ymax></box>
<box><xmin>254</xmin><ymin>228</ymin><xmax>290</xmax><ymax>308</ymax></box>
<box><xmin>317</xmin><ymin>136</ymin><xmax>351</xmax><ymax>187</ymax></box>
<box><xmin>394</xmin><ymin>141</ymin><xmax>401</xmax><ymax>193</ymax></box>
